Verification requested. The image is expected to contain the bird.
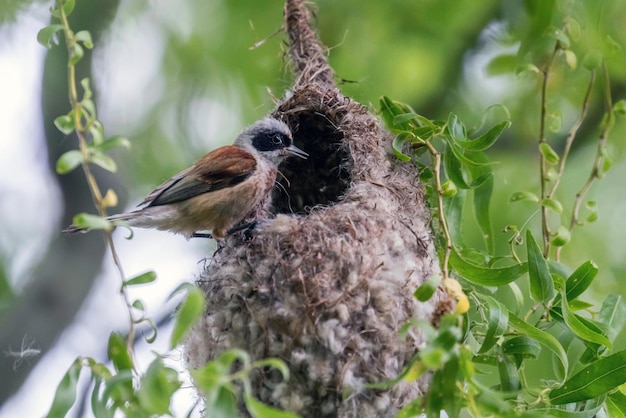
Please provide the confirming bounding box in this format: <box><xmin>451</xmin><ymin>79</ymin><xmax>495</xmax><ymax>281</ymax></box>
<box><xmin>63</xmin><ymin>117</ymin><xmax>307</xmax><ymax>239</ymax></box>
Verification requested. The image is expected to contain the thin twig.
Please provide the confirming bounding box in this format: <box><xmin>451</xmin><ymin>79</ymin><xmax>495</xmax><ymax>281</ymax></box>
<box><xmin>538</xmin><ymin>44</ymin><xmax>560</xmax><ymax>257</ymax></box>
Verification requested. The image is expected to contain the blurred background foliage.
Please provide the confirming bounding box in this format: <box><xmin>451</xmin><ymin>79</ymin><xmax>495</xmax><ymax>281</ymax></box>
<box><xmin>1</xmin><ymin>0</ymin><xmax>626</xmax><ymax>412</ymax></box>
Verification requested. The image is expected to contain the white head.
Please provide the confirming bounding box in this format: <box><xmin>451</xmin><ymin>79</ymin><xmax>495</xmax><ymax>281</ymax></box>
<box><xmin>235</xmin><ymin>117</ymin><xmax>308</xmax><ymax>165</ymax></box>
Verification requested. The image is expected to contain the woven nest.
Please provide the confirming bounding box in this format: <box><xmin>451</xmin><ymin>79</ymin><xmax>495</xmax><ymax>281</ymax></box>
<box><xmin>184</xmin><ymin>1</ymin><xmax>454</xmax><ymax>416</ymax></box>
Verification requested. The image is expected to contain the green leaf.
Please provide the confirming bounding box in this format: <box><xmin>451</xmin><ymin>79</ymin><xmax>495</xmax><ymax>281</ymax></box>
<box><xmin>56</xmin><ymin>150</ymin><xmax>83</xmax><ymax>174</ymax></box>
<box><xmin>379</xmin><ymin>96</ymin><xmax>416</xmax><ymax>132</ymax></box>
<box><xmin>124</xmin><ymin>271</ymin><xmax>157</xmax><ymax>287</ymax></box>
<box><xmin>391</xmin><ymin>132</ymin><xmax>413</xmax><ymax>162</ymax></box>
<box><xmin>597</xmin><ymin>294</ymin><xmax>626</xmax><ymax>343</ymax></box>
<box><xmin>449</xmin><ymin>248</ymin><xmax>527</xmax><ymax>286</ymax></box>
<box><xmin>468</xmin><ymin>152</ymin><xmax>495</xmax><ymax>253</ymax></box>
<box><xmin>526</xmin><ymin>230</ymin><xmax>555</xmax><ymax>302</ymax></box>
<box><xmin>501</xmin><ymin>335</ymin><xmax>542</xmax><ymax>359</ymax></box>
<box><xmin>96</xmin><ymin>135</ymin><xmax>132</xmax><ymax>152</ymax></box>
<box><xmin>563</xmin><ymin>50</ymin><xmax>577</xmax><ymax>69</ymax></box>
<box><xmin>206</xmin><ymin>387</ymin><xmax>237</xmax><ymax>418</ymax></box>
<box><xmin>446</xmin><ymin>113</ymin><xmax>467</xmax><ymax>142</ymax></box>
<box><xmin>613</xmin><ymin>100</ymin><xmax>626</xmax><ymax>117</ymax></box>
<box><xmin>71</xmin><ymin>213</ymin><xmax>111</xmax><ymax>231</ymax></box>
<box><xmin>457</xmin><ymin>121</ymin><xmax>509</xmax><ymax>151</ymax></box>
<box><xmin>170</xmin><ymin>286</ymin><xmax>206</xmax><ymax>348</ymax></box>
<box><xmin>606</xmin><ymin>390</ymin><xmax>626</xmax><ymax>416</ymax></box>
<box><xmin>393</xmin><ymin>113</ymin><xmax>418</xmax><ymax>126</ymax></box>
<box><xmin>498</xmin><ymin>355</ymin><xmax>520</xmax><ymax>392</ymax></box>
<box><xmin>252</xmin><ymin>358</ymin><xmax>290</xmax><ymax>382</ymax></box>
<box><xmin>107</xmin><ymin>332</ymin><xmax>133</xmax><ymax>372</ymax></box>
<box><xmin>54</xmin><ymin>114</ymin><xmax>75</xmax><ymax>135</ymax></box>
<box><xmin>509</xmin><ymin>313</ymin><xmax>568</xmax><ymax>378</ymax></box>
<box><xmin>549</xmin><ymin>349</ymin><xmax>626</xmax><ymax>404</ymax></box>
<box><xmin>61</xmin><ymin>0</ymin><xmax>75</xmax><ymax>15</ymax></box>
<box><xmin>45</xmin><ymin>358</ymin><xmax>83</xmax><ymax>418</ymax></box>
<box><xmin>554</xmin><ymin>275</ymin><xmax>611</xmax><ymax>348</ymax></box>
<box><xmin>414</xmin><ymin>275</ymin><xmax>441</xmax><ymax>302</ymax></box>
<box><xmin>90</xmin><ymin>152</ymin><xmax>117</xmax><ymax>172</ymax></box>
<box><xmin>541</xmin><ymin>198</ymin><xmax>563</xmax><ymax>213</ymax></box>
<box><xmin>137</xmin><ymin>358</ymin><xmax>181</xmax><ymax>415</ymax></box>
<box><xmin>245</xmin><ymin>394</ymin><xmax>300</xmax><ymax>418</ymax></box>
<box><xmin>509</xmin><ymin>191</ymin><xmax>539</xmax><ymax>203</ymax></box>
<box><xmin>582</xmin><ymin>50</ymin><xmax>603</xmax><ymax>70</ymax></box>
<box><xmin>478</xmin><ymin>296</ymin><xmax>509</xmax><ymax>353</ymax></box>
<box><xmin>69</xmin><ymin>43</ymin><xmax>84</xmax><ymax>66</ymax></box>
<box><xmin>550</xmin><ymin>225</ymin><xmax>570</xmax><ymax>247</ymax></box>
<box><xmin>585</xmin><ymin>200</ymin><xmax>598</xmax><ymax>223</ymax></box>
<box><xmin>565</xmin><ymin>261</ymin><xmax>598</xmax><ymax>301</ymax></box>
<box><xmin>37</xmin><ymin>24</ymin><xmax>64</xmax><ymax>48</ymax></box>
<box><xmin>75</xmin><ymin>30</ymin><xmax>93</xmax><ymax>49</ymax></box>
<box><xmin>426</xmin><ymin>355</ymin><xmax>462</xmax><ymax>417</ymax></box>
<box><xmin>539</xmin><ymin>143</ymin><xmax>560</xmax><ymax>165</ymax></box>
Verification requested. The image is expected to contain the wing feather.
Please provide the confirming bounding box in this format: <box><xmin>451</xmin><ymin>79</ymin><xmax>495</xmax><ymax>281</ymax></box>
<box><xmin>138</xmin><ymin>146</ymin><xmax>257</xmax><ymax>207</ymax></box>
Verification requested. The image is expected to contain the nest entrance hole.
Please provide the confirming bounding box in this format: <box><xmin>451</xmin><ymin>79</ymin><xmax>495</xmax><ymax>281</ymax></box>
<box><xmin>272</xmin><ymin>110</ymin><xmax>352</xmax><ymax>215</ymax></box>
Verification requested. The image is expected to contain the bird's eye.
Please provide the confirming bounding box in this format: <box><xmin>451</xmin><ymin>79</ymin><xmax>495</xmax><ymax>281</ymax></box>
<box><xmin>271</xmin><ymin>135</ymin><xmax>282</xmax><ymax>145</ymax></box>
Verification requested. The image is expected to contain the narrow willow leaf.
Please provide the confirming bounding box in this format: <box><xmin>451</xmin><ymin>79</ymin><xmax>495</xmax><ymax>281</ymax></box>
<box><xmin>206</xmin><ymin>387</ymin><xmax>237</xmax><ymax>418</ymax></box>
<box><xmin>564</xmin><ymin>50</ymin><xmax>577</xmax><ymax>69</ymax></box>
<box><xmin>468</xmin><ymin>151</ymin><xmax>494</xmax><ymax>253</ymax></box>
<box><xmin>443</xmin><ymin>190</ymin><xmax>465</xmax><ymax>247</ymax></box>
<box><xmin>613</xmin><ymin>99</ymin><xmax>626</xmax><ymax>117</ymax></box>
<box><xmin>501</xmin><ymin>335</ymin><xmax>542</xmax><ymax>359</ymax></box>
<box><xmin>414</xmin><ymin>275</ymin><xmax>441</xmax><ymax>302</ymax></box>
<box><xmin>393</xmin><ymin>113</ymin><xmax>418</xmax><ymax>125</ymax></box>
<box><xmin>69</xmin><ymin>43</ymin><xmax>84</xmax><ymax>66</ymax></box>
<box><xmin>97</xmin><ymin>135</ymin><xmax>132</xmax><ymax>152</ymax></box>
<box><xmin>443</xmin><ymin>145</ymin><xmax>470</xmax><ymax>189</ymax></box>
<box><xmin>170</xmin><ymin>286</ymin><xmax>206</xmax><ymax>348</ymax></box>
<box><xmin>253</xmin><ymin>358</ymin><xmax>290</xmax><ymax>382</ymax></box>
<box><xmin>45</xmin><ymin>358</ymin><xmax>83</xmax><ymax>418</ymax></box>
<box><xmin>245</xmin><ymin>394</ymin><xmax>300</xmax><ymax>418</ymax></box>
<box><xmin>426</xmin><ymin>355</ymin><xmax>461</xmax><ymax>417</ymax></box>
<box><xmin>107</xmin><ymin>332</ymin><xmax>133</xmax><ymax>372</ymax></box>
<box><xmin>62</xmin><ymin>0</ymin><xmax>75</xmax><ymax>15</ymax></box>
<box><xmin>442</xmin><ymin>136</ymin><xmax>492</xmax><ymax>167</ymax></box>
<box><xmin>137</xmin><ymin>358</ymin><xmax>181</xmax><ymax>415</ymax></box>
<box><xmin>449</xmin><ymin>249</ymin><xmax>527</xmax><ymax>286</ymax></box>
<box><xmin>478</xmin><ymin>296</ymin><xmax>509</xmax><ymax>353</ymax></box>
<box><xmin>565</xmin><ymin>261</ymin><xmax>598</xmax><ymax>301</ymax></box>
<box><xmin>508</xmin><ymin>313</ymin><xmax>568</xmax><ymax>377</ymax></box>
<box><xmin>446</xmin><ymin>113</ymin><xmax>467</xmax><ymax>142</ymax></box>
<box><xmin>550</xmin><ymin>225</ymin><xmax>571</xmax><ymax>247</ymax></box>
<box><xmin>392</xmin><ymin>132</ymin><xmax>413</xmax><ymax>162</ymax></box>
<box><xmin>539</xmin><ymin>142</ymin><xmax>560</xmax><ymax>165</ymax></box>
<box><xmin>549</xmin><ymin>349</ymin><xmax>626</xmax><ymax>404</ymax></box>
<box><xmin>606</xmin><ymin>391</ymin><xmax>626</xmax><ymax>416</ymax></box>
<box><xmin>509</xmin><ymin>191</ymin><xmax>539</xmax><ymax>203</ymax></box>
<box><xmin>379</xmin><ymin>96</ymin><xmax>415</xmax><ymax>132</ymax></box>
<box><xmin>541</xmin><ymin>198</ymin><xmax>563</xmax><ymax>213</ymax></box>
<box><xmin>75</xmin><ymin>30</ymin><xmax>93</xmax><ymax>49</ymax></box>
<box><xmin>457</xmin><ymin>121</ymin><xmax>510</xmax><ymax>151</ymax></box>
<box><xmin>498</xmin><ymin>355</ymin><xmax>520</xmax><ymax>392</ymax></box>
<box><xmin>582</xmin><ymin>50</ymin><xmax>603</xmax><ymax>70</ymax></box>
<box><xmin>598</xmin><ymin>294</ymin><xmax>626</xmax><ymax>343</ymax></box>
<box><xmin>125</xmin><ymin>271</ymin><xmax>157</xmax><ymax>287</ymax></box>
<box><xmin>56</xmin><ymin>150</ymin><xmax>83</xmax><ymax>174</ymax></box>
<box><xmin>554</xmin><ymin>275</ymin><xmax>611</xmax><ymax>348</ymax></box>
<box><xmin>526</xmin><ymin>230</ymin><xmax>555</xmax><ymax>302</ymax></box>
<box><xmin>90</xmin><ymin>152</ymin><xmax>117</xmax><ymax>172</ymax></box>
<box><xmin>37</xmin><ymin>24</ymin><xmax>64</xmax><ymax>48</ymax></box>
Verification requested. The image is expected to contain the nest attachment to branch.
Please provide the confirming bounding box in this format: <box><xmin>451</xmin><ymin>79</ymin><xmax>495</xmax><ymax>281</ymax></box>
<box><xmin>185</xmin><ymin>1</ymin><xmax>454</xmax><ymax>416</ymax></box>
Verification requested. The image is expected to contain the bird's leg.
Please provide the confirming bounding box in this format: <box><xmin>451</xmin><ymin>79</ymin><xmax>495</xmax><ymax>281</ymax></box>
<box><xmin>191</xmin><ymin>232</ymin><xmax>213</xmax><ymax>239</ymax></box>
<box><xmin>227</xmin><ymin>221</ymin><xmax>258</xmax><ymax>237</ymax></box>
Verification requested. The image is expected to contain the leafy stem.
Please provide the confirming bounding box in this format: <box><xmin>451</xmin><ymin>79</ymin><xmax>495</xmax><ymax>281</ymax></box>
<box><xmin>55</xmin><ymin>0</ymin><xmax>137</xmax><ymax>356</ymax></box>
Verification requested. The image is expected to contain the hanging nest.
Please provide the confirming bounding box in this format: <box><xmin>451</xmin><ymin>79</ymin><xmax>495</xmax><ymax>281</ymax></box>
<box><xmin>184</xmin><ymin>0</ymin><xmax>454</xmax><ymax>416</ymax></box>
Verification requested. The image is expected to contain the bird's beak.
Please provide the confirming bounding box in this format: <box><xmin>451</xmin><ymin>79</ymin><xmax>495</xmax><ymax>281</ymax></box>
<box><xmin>286</xmin><ymin>144</ymin><xmax>309</xmax><ymax>159</ymax></box>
